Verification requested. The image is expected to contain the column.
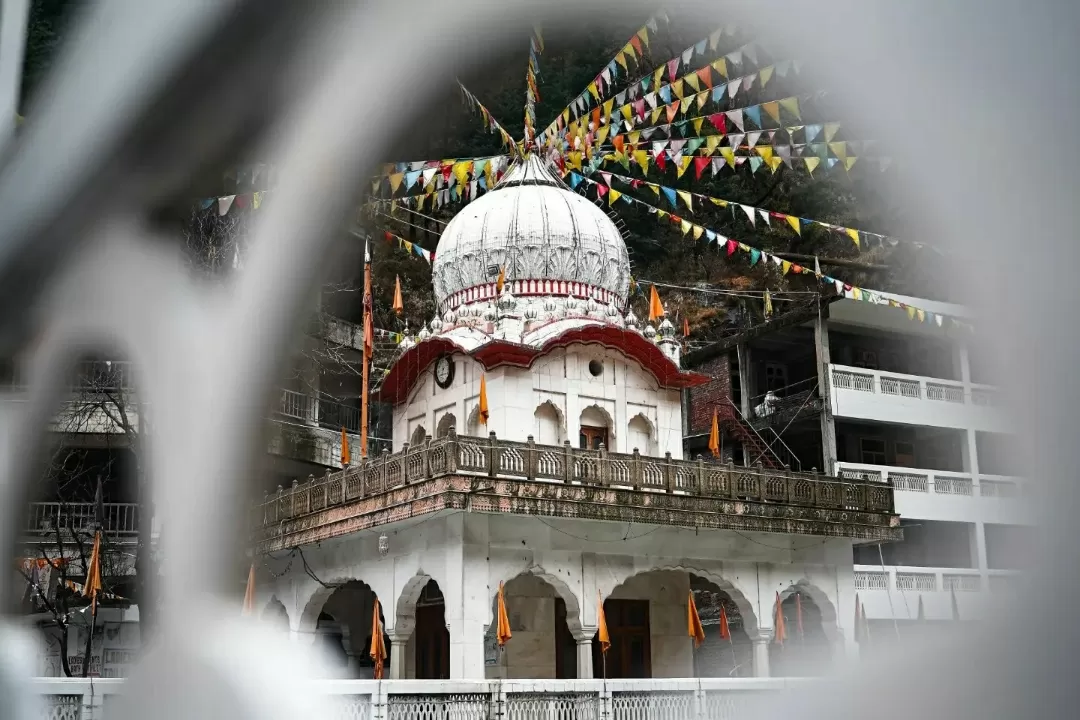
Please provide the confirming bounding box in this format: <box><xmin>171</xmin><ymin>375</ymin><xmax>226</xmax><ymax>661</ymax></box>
<box><xmin>737</xmin><ymin>344</ymin><xmax>753</xmax><ymax>466</ymax></box>
<box><xmin>573</xmin><ymin>628</ymin><xmax>597</xmax><ymax>679</ymax></box>
<box><xmin>751</xmin><ymin>632</ymin><xmax>772</xmax><ymax>677</ymax></box>
<box><xmin>814</xmin><ymin>304</ymin><xmax>838</xmax><ymax>475</ymax></box>
<box><xmin>388</xmin><ymin>629</ymin><xmax>410</xmax><ymax>679</ymax></box>
<box><xmin>445</xmin><ymin>515</ymin><xmax>490</xmax><ymax>678</ymax></box>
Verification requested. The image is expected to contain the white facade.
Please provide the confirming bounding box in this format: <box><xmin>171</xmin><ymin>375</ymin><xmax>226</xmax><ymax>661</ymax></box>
<box><xmin>824</xmin><ymin>292</ymin><xmax>1028</xmax><ymax>624</ymax></box>
<box><xmin>393</xmin><ymin>345</ymin><xmax>683</xmax><ymax>458</ymax></box>
<box><xmin>258</xmin><ymin>512</ymin><xmax>856</xmax><ymax>680</ymax></box>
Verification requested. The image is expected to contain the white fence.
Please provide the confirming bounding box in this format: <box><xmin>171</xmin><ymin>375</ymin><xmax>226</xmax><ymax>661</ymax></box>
<box><xmin>32</xmin><ymin>678</ymin><xmax>801</xmax><ymax>720</ymax></box>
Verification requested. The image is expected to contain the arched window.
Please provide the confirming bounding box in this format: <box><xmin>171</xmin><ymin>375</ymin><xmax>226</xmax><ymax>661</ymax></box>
<box><xmin>409</xmin><ymin>425</ymin><xmax>427</xmax><ymax>447</ymax></box>
<box><xmin>579</xmin><ymin>405</ymin><xmax>612</xmax><ymax>450</ymax></box>
<box><xmin>436</xmin><ymin>413</ymin><xmax>456</xmax><ymax>439</ymax></box>
<box><xmin>627</xmin><ymin>413</ymin><xmax>655</xmax><ymax>455</ymax></box>
<box><xmin>534</xmin><ymin>402</ymin><xmax>563</xmax><ymax>445</ymax></box>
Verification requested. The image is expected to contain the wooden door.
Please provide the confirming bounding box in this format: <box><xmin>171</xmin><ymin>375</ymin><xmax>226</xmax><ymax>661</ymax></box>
<box><xmin>593</xmin><ymin>599</ymin><xmax>651</xmax><ymax>678</ymax></box>
<box><xmin>579</xmin><ymin>425</ymin><xmax>609</xmax><ymax>450</ymax></box>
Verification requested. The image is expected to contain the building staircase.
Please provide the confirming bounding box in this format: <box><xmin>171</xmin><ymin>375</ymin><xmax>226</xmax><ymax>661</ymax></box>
<box><xmin>715</xmin><ymin>401</ymin><xmax>795</xmax><ymax>470</ymax></box>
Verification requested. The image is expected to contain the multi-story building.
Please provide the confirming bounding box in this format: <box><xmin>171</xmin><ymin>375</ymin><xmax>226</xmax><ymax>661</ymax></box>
<box><xmin>683</xmin><ymin>286</ymin><xmax>1028</xmax><ymax>639</ymax></box>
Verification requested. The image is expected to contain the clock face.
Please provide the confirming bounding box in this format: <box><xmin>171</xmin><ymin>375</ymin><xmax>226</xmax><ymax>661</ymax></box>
<box><xmin>435</xmin><ymin>356</ymin><xmax>454</xmax><ymax>388</ymax></box>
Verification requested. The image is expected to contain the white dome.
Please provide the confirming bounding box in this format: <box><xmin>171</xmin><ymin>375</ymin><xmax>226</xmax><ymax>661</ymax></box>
<box><xmin>431</xmin><ymin>155</ymin><xmax>630</xmax><ymax>310</ymax></box>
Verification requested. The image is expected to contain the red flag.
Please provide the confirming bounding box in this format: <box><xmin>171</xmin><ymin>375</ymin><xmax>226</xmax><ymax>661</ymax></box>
<box><xmin>693</xmin><ymin>157</ymin><xmax>710</xmax><ymax>180</ymax></box>
<box><xmin>708</xmin><ymin>113</ymin><xmax>726</xmax><ymax>134</ymax></box>
<box><xmin>718</xmin><ymin>604</ymin><xmax>731</xmax><ymax>640</ymax></box>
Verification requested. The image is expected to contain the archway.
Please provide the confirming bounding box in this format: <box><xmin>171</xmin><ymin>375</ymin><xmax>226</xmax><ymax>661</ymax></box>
<box><xmin>409</xmin><ymin>425</ymin><xmax>428</xmax><ymax>447</ymax></box>
<box><xmin>769</xmin><ymin>585</ymin><xmax>834</xmax><ymax>677</ymax></box>
<box><xmin>533</xmin><ymin>401</ymin><xmax>563</xmax><ymax>445</ymax></box>
<box><xmin>594</xmin><ymin>568</ymin><xmax>759</xmax><ymax>679</ymax></box>
<box><xmin>689</xmin><ymin>575</ymin><xmax>752</xmax><ymax>678</ymax></box>
<box><xmin>627</xmin><ymin>413</ymin><xmax>655</xmax><ymax>455</ymax></box>
<box><xmin>484</xmin><ymin>572</ymin><xmax>581</xmax><ymax>679</ymax></box>
<box><xmin>579</xmin><ymin>404</ymin><xmax>613</xmax><ymax>450</ymax></box>
<box><xmin>299</xmin><ymin>579</ymin><xmax>389</xmax><ymax>679</ymax></box>
<box><xmin>261</xmin><ymin>597</ymin><xmax>290</xmax><ymax>636</ymax></box>
<box><xmin>406</xmin><ymin>579</ymin><xmax>450</xmax><ymax>679</ymax></box>
<box><xmin>436</xmin><ymin>413</ymin><xmax>456</xmax><ymax>439</ymax></box>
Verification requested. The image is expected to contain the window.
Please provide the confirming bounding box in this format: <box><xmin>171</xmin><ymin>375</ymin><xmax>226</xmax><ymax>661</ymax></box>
<box><xmin>764</xmin><ymin>362</ymin><xmax>788</xmax><ymax>392</ymax></box>
<box><xmin>579</xmin><ymin>426</ymin><xmax>609</xmax><ymax>450</ymax></box>
<box><xmin>854</xmin><ymin>349</ymin><xmax>879</xmax><ymax>370</ymax></box>
<box><xmin>860</xmin><ymin>438</ymin><xmax>887</xmax><ymax>465</ymax></box>
<box><xmin>893</xmin><ymin>441</ymin><xmax>916</xmax><ymax>467</ymax></box>
<box><xmin>588</xmin><ymin>359</ymin><xmax>604</xmax><ymax>377</ymax></box>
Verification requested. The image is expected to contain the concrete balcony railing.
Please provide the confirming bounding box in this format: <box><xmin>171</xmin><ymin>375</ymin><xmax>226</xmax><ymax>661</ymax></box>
<box><xmin>24</xmin><ymin>502</ymin><xmax>140</xmax><ymax>539</ymax></box>
<box><xmin>837</xmin><ymin>462</ymin><xmax>976</xmax><ymax>496</ymax></box>
<box><xmin>828</xmin><ymin>364</ymin><xmax>1007</xmax><ymax>432</ymax></box>
<box><xmin>853</xmin><ymin>565</ymin><xmax>1020</xmax><ymax>621</ymax></box>
<box><xmin>253</xmin><ymin>430</ymin><xmax>901</xmax><ymax>551</ymax></box>
<box><xmin>32</xmin><ymin>677</ymin><xmax>803</xmax><ymax>720</ymax></box>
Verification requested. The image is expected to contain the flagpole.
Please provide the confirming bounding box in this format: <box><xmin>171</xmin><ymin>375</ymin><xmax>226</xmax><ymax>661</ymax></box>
<box><xmin>361</xmin><ymin>236</ymin><xmax>372</xmax><ymax>459</ymax></box>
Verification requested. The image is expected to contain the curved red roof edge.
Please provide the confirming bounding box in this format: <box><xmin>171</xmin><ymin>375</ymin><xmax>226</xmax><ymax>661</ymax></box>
<box><xmin>375</xmin><ymin>325</ymin><xmax>709</xmax><ymax>404</ymax></box>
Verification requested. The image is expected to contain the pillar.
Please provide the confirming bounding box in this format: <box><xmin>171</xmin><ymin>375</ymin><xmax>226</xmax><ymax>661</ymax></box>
<box><xmin>814</xmin><ymin>303</ymin><xmax>838</xmax><ymax>475</ymax></box>
<box><xmin>573</xmin><ymin>628</ymin><xmax>596</xmax><ymax>679</ymax></box>
<box><xmin>751</xmin><ymin>632</ymin><xmax>772</xmax><ymax>677</ymax></box>
<box><xmin>445</xmin><ymin>514</ymin><xmax>489</xmax><ymax>678</ymax></box>
<box><xmin>388</xmin><ymin>629</ymin><xmax>409</xmax><ymax>679</ymax></box>
<box><xmin>737</xmin><ymin>343</ymin><xmax>753</xmax><ymax>466</ymax></box>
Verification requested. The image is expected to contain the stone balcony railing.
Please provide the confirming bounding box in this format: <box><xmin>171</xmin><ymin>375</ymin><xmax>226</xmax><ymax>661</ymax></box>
<box><xmin>252</xmin><ymin>431</ymin><xmax>901</xmax><ymax>551</ymax></box>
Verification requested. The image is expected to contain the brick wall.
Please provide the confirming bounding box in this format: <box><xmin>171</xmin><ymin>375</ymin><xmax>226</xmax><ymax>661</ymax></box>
<box><xmin>687</xmin><ymin>351</ymin><xmax>732</xmax><ymax>434</ymax></box>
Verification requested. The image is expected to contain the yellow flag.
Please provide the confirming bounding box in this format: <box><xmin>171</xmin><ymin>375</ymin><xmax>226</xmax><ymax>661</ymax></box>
<box><xmin>653</xmin><ymin>66</ymin><xmax>665</xmax><ymax>88</ymax></box>
<box><xmin>916</xmin><ymin>308</ymin><xmax>926</xmax><ymax>322</ymax></box>
<box><xmin>706</xmin><ymin>136</ymin><xmax>722</xmax><ymax>155</ymax></box>
<box><xmin>568</xmin><ymin>152</ymin><xmax>583</xmax><ymax>171</ymax></box>
<box><xmin>779</xmin><ymin>96</ymin><xmax>801</xmax><ymax>120</ymax></box>
<box><xmin>692</xmin><ymin>224</ymin><xmax>704</xmax><ymax>240</ymax></box>
<box><xmin>615</xmin><ymin>52</ymin><xmax>628</xmax><ymax>71</ymax></box>
<box><xmin>781</xmin><ymin>260</ymin><xmax>792</xmax><ymax>275</ymax></box>
<box><xmin>712</xmin><ymin>58</ymin><xmax>728</xmax><ymax>78</ymax></box>
<box><xmin>756</xmin><ymin>146</ymin><xmax>774</xmax><ymax>163</ymax></box>
<box><xmin>695</xmin><ymin>91</ymin><xmax>708</xmax><ymax>111</ymax></box>
<box><xmin>680</xmin><ymin>98</ymin><xmax>695</xmax><ymax>115</ymax></box>
<box><xmin>621</xmin><ymin>104</ymin><xmax>634</xmax><ymax>124</ymax></box>
<box><xmin>587</xmin><ymin>82</ymin><xmax>600</xmax><ymax>101</ymax></box>
<box><xmin>761</xmin><ymin>101</ymin><xmax>781</xmax><ymax>124</ymax></box>
<box><xmin>253</xmin><ymin>191</ymin><xmax>263</xmax><ymax>209</ymax></box>
<box><xmin>672</xmin><ymin>79</ymin><xmax>685</xmax><ymax>100</ymax></box>
<box><xmin>720</xmin><ymin>147</ymin><xmax>736</xmax><ymax>168</ymax></box>
<box><xmin>844</xmin><ymin>156</ymin><xmax>859</xmax><ymax>171</ymax></box>
<box><xmin>627</xmin><ymin>131</ymin><xmax>641</xmax><ymax>145</ymax></box>
<box><xmin>637</xmin><ymin>27</ymin><xmax>650</xmax><ymax>47</ymax></box>
<box><xmin>846</xmin><ymin>228</ymin><xmax>861</xmax><ymax>246</ymax></box>
<box><xmin>768</xmin><ymin>156</ymin><xmax>783</xmax><ymax>172</ymax></box>
<box><xmin>803</xmin><ymin>156</ymin><xmax>820</xmax><ymax>175</ymax></box>
<box><xmin>609</xmin><ymin>189</ymin><xmax>622</xmax><ymax>206</ymax></box>
<box><xmin>453</xmin><ymin>161</ymin><xmax>472</xmax><ymax>188</ymax></box>
<box><xmin>650</xmin><ymin>106</ymin><xmax>663</xmax><ymax>125</ymax></box>
<box><xmin>759</xmin><ymin>65</ymin><xmax>775</xmax><ymax>87</ymax></box>
<box><xmin>603</xmin><ymin>98</ymin><xmax>615</xmax><ymax>122</ymax></box>
<box><xmin>823</xmin><ymin>122</ymin><xmax>841</xmax><ymax>142</ymax></box>
<box><xmin>829</xmin><ymin>141</ymin><xmax>848</xmax><ymax>159</ymax></box>
<box><xmin>597</xmin><ymin>126</ymin><xmax>610</xmax><ymax>145</ymax></box>
<box><xmin>786</xmin><ymin>215</ymin><xmax>802</xmax><ymax>234</ymax></box>
<box><xmin>676</xmin><ymin>156</ymin><xmax>692</xmax><ymax>178</ymax></box>
<box><xmin>710</xmin><ymin>197</ymin><xmax>727</xmax><ymax>208</ymax></box>
<box><xmin>633</xmin><ymin>150</ymin><xmax>650</xmax><ymax>173</ymax></box>
<box><xmin>388</xmin><ymin>172</ymin><xmax>405</xmax><ymax>193</ymax></box>
<box><xmin>684</xmin><ymin>74</ymin><xmax>700</xmax><ymax>93</ymax></box>
<box><xmin>680</xmin><ymin>219</ymin><xmax>692</xmax><ymax>235</ymax></box>
<box><xmin>677</xmin><ymin>190</ymin><xmax>694</xmax><ymax>212</ymax></box>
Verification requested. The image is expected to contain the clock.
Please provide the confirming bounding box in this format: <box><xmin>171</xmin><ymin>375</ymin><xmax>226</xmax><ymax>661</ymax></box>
<box><xmin>434</xmin><ymin>355</ymin><xmax>455</xmax><ymax>389</ymax></box>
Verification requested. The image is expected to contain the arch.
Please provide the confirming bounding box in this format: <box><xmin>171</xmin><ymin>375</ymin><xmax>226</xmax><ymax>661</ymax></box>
<box><xmin>771</xmin><ymin>581</ymin><xmax>837</xmax><ymax>677</ymax></box>
<box><xmin>261</xmin><ymin>596</ymin><xmax>291</xmax><ymax>633</ymax></box>
<box><xmin>485</xmin><ymin>569</ymin><xmax>582</xmax><ymax>680</ymax></box>
<box><xmin>578</xmin><ymin>403</ymin><xmax>614</xmax><ymax>450</ymax></box>
<box><xmin>436</xmin><ymin>413</ymin><xmax>456</xmax><ymax>439</ymax></box>
<box><xmin>690</xmin><ymin>574</ymin><xmax>753</xmax><ymax>678</ymax></box>
<box><xmin>533</xmin><ymin>401</ymin><xmax>564</xmax><ymax>445</ymax></box>
<box><xmin>611</xmin><ymin>564</ymin><xmax>759</xmax><ymax>634</ymax></box>
<box><xmin>409</xmin><ymin>425</ymin><xmax>428</xmax><ymax>447</ymax></box>
<box><xmin>626</xmin><ymin>412</ymin><xmax>655</xmax><ymax>455</ymax></box>
<box><xmin>465</xmin><ymin>404</ymin><xmax>481</xmax><ymax>437</ymax></box>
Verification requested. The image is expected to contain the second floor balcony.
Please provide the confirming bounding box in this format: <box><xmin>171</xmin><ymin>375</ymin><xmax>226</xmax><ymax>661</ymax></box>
<box><xmin>828</xmin><ymin>364</ymin><xmax>1006</xmax><ymax>432</ymax></box>
<box><xmin>252</xmin><ymin>431</ymin><xmax>901</xmax><ymax>552</ymax></box>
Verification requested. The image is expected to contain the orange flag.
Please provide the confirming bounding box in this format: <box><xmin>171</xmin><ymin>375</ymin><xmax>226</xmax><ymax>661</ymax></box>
<box><xmin>392</xmin><ymin>276</ymin><xmax>404</xmax><ymax>315</ymax></box>
<box><xmin>341</xmin><ymin>427</ymin><xmax>351</xmax><ymax>466</ymax></box>
<box><xmin>496</xmin><ymin>582</ymin><xmax>513</xmax><ymax>646</ymax></box>
<box><xmin>708</xmin><ymin>409</ymin><xmax>720</xmax><ymax>457</ymax></box>
<box><xmin>648</xmin><ymin>285</ymin><xmax>665</xmax><ymax>322</ymax></box>
<box><xmin>796</xmin><ymin>592</ymin><xmax>804</xmax><ymax>638</ymax></box>
<box><xmin>496</xmin><ymin>266</ymin><xmax>506</xmax><ymax>293</ymax></box>
<box><xmin>688</xmin><ymin>591</ymin><xmax>705</xmax><ymax>648</ymax></box>
<box><xmin>82</xmin><ymin>530</ymin><xmax>102</xmax><ymax>613</ymax></box>
<box><xmin>370</xmin><ymin>597</ymin><xmax>387</xmax><ymax>679</ymax></box>
<box><xmin>682</xmin><ymin>317</ymin><xmax>690</xmax><ymax>338</ymax></box>
<box><xmin>479</xmin><ymin>374</ymin><xmax>490</xmax><ymax>424</ymax></box>
<box><xmin>597</xmin><ymin>592</ymin><xmax>610</xmax><ymax>654</ymax></box>
<box><xmin>242</xmin><ymin>564</ymin><xmax>256</xmax><ymax>616</ymax></box>
<box><xmin>773</xmin><ymin>591</ymin><xmax>787</xmax><ymax>645</ymax></box>
<box><xmin>719</xmin><ymin>604</ymin><xmax>731</xmax><ymax>640</ymax></box>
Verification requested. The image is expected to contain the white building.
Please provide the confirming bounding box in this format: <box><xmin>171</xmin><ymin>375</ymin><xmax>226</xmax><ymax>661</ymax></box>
<box><xmin>682</xmin><ymin>286</ymin><xmax>1029</xmax><ymax>639</ymax></box>
<box><xmin>253</xmin><ymin>155</ymin><xmax>899</xmax><ymax>681</ymax></box>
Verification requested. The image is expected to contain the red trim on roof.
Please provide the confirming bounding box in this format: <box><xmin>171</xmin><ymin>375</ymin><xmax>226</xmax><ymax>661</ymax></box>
<box><xmin>375</xmin><ymin>326</ymin><xmax>709</xmax><ymax>404</ymax></box>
